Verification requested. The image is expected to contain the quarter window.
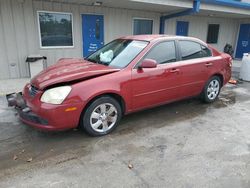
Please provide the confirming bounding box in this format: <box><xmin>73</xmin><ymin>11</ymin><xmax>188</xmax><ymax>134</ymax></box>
<box><xmin>38</xmin><ymin>11</ymin><xmax>73</xmax><ymax>47</ymax></box>
<box><xmin>201</xmin><ymin>45</ymin><xmax>212</xmax><ymax>57</ymax></box>
<box><xmin>133</xmin><ymin>19</ymin><xmax>153</xmax><ymax>35</ymax></box>
<box><xmin>207</xmin><ymin>24</ymin><xmax>220</xmax><ymax>44</ymax></box>
<box><xmin>145</xmin><ymin>41</ymin><xmax>176</xmax><ymax>64</ymax></box>
<box><xmin>179</xmin><ymin>41</ymin><xmax>212</xmax><ymax>60</ymax></box>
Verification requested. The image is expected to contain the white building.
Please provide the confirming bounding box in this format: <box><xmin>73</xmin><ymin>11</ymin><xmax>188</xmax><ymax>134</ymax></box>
<box><xmin>0</xmin><ymin>0</ymin><xmax>250</xmax><ymax>79</ymax></box>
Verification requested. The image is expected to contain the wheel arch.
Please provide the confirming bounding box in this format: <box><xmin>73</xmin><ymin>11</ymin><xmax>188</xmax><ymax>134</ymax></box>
<box><xmin>81</xmin><ymin>92</ymin><xmax>126</xmax><ymax>118</ymax></box>
<box><xmin>211</xmin><ymin>73</ymin><xmax>224</xmax><ymax>85</ymax></box>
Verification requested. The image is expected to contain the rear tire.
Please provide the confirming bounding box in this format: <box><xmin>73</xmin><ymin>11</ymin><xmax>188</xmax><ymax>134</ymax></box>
<box><xmin>201</xmin><ymin>76</ymin><xmax>221</xmax><ymax>103</ymax></box>
<box><xmin>80</xmin><ymin>96</ymin><xmax>122</xmax><ymax>136</ymax></box>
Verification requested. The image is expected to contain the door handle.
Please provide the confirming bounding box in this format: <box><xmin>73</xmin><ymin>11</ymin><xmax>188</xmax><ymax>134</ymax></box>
<box><xmin>169</xmin><ymin>68</ymin><xmax>180</xmax><ymax>73</ymax></box>
<box><xmin>205</xmin><ymin>62</ymin><xmax>213</xmax><ymax>67</ymax></box>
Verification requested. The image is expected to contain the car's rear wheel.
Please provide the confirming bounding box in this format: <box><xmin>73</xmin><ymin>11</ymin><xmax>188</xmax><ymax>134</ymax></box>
<box><xmin>201</xmin><ymin>76</ymin><xmax>221</xmax><ymax>103</ymax></box>
<box><xmin>80</xmin><ymin>96</ymin><xmax>122</xmax><ymax>136</ymax></box>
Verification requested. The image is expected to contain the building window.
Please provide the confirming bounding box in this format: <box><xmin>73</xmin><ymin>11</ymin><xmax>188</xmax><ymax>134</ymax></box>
<box><xmin>207</xmin><ymin>24</ymin><xmax>220</xmax><ymax>44</ymax></box>
<box><xmin>133</xmin><ymin>18</ymin><xmax>153</xmax><ymax>35</ymax></box>
<box><xmin>38</xmin><ymin>11</ymin><xmax>73</xmax><ymax>48</ymax></box>
<box><xmin>145</xmin><ymin>41</ymin><xmax>176</xmax><ymax>64</ymax></box>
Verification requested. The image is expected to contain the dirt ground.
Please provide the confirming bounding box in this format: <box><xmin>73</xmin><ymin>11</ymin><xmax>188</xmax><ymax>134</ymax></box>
<box><xmin>1</xmin><ymin>82</ymin><xmax>250</xmax><ymax>188</ymax></box>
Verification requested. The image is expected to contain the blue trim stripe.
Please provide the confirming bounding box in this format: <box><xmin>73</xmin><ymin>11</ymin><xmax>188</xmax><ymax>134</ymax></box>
<box><xmin>202</xmin><ymin>0</ymin><xmax>250</xmax><ymax>10</ymax></box>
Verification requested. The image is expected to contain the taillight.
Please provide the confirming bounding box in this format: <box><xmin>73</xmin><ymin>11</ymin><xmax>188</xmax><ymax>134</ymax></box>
<box><xmin>228</xmin><ymin>57</ymin><xmax>232</xmax><ymax>67</ymax></box>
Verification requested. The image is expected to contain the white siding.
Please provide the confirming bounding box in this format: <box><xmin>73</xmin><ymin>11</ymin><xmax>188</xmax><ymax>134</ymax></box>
<box><xmin>0</xmin><ymin>0</ymin><xmax>248</xmax><ymax>79</ymax></box>
<box><xmin>0</xmin><ymin>0</ymin><xmax>160</xmax><ymax>79</ymax></box>
<box><xmin>164</xmin><ymin>15</ymin><xmax>239</xmax><ymax>52</ymax></box>
<box><xmin>239</xmin><ymin>18</ymin><xmax>250</xmax><ymax>23</ymax></box>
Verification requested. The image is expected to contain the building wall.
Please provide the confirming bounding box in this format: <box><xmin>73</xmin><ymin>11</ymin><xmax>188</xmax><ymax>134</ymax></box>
<box><xmin>0</xmin><ymin>0</ymin><xmax>160</xmax><ymax>79</ymax></box>
<box><xmin>0</xmin><ymin>0</ymin><xmax>248</xmax><ymax>80</ymax></box>
<box><xmin>239</xmin><ymin>18</ymin><xmax>250</xmax><ymax>23</ymax></box>
<box><xmin>164</xmin><ymin>15</ymin><xmax>239</xmax><ymax>53</ymax></box>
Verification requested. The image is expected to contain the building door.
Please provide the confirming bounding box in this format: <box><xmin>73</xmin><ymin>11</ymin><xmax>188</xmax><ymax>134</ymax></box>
<box><xmin>235</xmin><ymin>24</ymin><xmax>250</xmax><ymax>58</ymax></box>
<box><xmin>82</xmin><ymin>14</ymin><xmax>104</xmax><ymax>57</ymax></box>
<box><xmin>176</xmin><ymin>21</ymin><xmax>189</xmax><ymax>36</ymax></box>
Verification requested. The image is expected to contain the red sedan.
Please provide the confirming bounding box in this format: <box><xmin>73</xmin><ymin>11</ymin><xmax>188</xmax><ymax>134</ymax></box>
<box><xmin>7</xmin><ymin>35</ymin><xmax>232</xmax><ymax>136</ymax></box>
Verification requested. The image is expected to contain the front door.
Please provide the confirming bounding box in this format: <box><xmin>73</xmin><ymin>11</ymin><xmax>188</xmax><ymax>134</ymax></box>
<box><xmin>176</xmin><ymin>21</ymin><xmax>189</xmax><ymax>36</ymax></box>
<box><xmin>82</xmin><ymin>14</ymin><xmax>104</xmax><ymax>57</ymax></box>
<box><xmin>235</xmin><ymin>24</ymin><xmax>250</xmax><ymax>58</ymax></box>
<box><xmin>131</xmin><ymin>41</ymin><xmax>181</xmax><ymax>110</ymax></box>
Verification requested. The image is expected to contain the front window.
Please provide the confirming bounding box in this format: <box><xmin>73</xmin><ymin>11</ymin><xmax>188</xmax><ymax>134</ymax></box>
<box><xmin>145</xmin><ymin>41</ymin><xmax>176</xmax><ymax>64</ymax></box>
<box><xmin>38</xmin><ymin>11</ymin><xmax>73</xmax><ymax>48</ymax></box>
<box><xmin>85</xmin><ymin>39</ymin><xmax>148</xmax><ymax>68</ymax></box>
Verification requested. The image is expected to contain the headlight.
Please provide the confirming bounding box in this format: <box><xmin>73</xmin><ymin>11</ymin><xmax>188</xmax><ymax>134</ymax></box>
<box><xmin>41</xmin><ymin>86</ymin><xmax>72</xmax><ymax>104</ymax></box>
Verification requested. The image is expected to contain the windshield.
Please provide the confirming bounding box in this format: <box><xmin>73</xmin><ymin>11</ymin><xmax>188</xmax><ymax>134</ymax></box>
<box><xmin>85</xmin><ymin>39</ymin><xmax>148</xmax><ymax>68</ymax></box>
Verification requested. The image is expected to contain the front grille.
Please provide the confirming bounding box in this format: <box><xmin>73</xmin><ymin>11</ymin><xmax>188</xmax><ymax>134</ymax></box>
<box><xmin>29</xmin><ymin>85</ymin><xmax>39</xmax><ymax>97</ymax></box>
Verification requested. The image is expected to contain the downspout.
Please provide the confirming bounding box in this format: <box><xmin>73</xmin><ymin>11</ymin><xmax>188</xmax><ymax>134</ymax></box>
<box><xmin>159</xmin><ymin>0</ymin><xmax>200</xmax><ymax>34</ymax></box>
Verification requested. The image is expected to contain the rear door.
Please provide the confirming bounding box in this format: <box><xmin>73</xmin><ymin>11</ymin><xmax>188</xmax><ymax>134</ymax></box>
<box><xmin>177</xmin><ymin>40</ymin><xmax>213</xmax><ymax>98</ymax></box>
<box><xmin>131</xmin><ymin>41</ymin><xmax>182</xmax><ymax>110</ymax></box>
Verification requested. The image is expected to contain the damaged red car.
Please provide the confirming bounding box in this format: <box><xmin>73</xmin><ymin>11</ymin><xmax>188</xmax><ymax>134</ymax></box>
<box><xmin>7</xmin><ymin>35</ymin><xmax>232</xmax><ymax>136</ymax></box>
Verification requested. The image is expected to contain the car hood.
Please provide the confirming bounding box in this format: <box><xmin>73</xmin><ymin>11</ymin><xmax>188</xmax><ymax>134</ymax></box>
<box><xmin>31</xmin><ymin>58</ymin><xmax>120</xmax><ymax>90</ymax></box>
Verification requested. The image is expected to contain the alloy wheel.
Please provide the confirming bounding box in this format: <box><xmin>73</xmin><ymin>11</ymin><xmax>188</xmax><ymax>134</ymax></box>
<box><xmin>207</xmin><ymin>79</ymin><xmax>220</xmax><ymax>100</ymax></box>
<box><xmin>90</xmin><ymin>103</ymin><xmax>118</xmax><ymax>133</ymax></box>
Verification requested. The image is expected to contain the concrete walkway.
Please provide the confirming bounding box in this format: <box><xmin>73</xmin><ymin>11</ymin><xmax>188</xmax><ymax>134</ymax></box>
<box><xmin>232</xmin><ymin>59</ymin><xmax>242</xmax><ymax>78</ymax></box>
<box><xmin>0</xmin><ymin>78</ymin><xmax>30</xmax><ymax>96</ymax></box>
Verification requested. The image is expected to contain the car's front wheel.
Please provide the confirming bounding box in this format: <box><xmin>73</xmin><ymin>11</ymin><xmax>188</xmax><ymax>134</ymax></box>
<box><xmin>201</xmin><ymin>76</ymin><xmax>222</xmax><ymax>103</ymax></box>
<box><xmin>80</xmin><ymin>96</ymin><xmax>122</xmax><ymax>136</ymax></box>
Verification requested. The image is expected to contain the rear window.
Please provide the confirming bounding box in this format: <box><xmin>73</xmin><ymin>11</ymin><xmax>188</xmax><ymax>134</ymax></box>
<box><xmin>179</xmin><ymin>40</ymin><xmax>212</xmax><ymax>60</ymax></box>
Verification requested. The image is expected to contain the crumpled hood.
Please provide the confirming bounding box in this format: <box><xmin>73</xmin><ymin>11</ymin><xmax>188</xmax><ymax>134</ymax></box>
<box><xmin>31</xmin><ymin>58</ymin><xmax>120</xmax><ymax>90</ymax></box>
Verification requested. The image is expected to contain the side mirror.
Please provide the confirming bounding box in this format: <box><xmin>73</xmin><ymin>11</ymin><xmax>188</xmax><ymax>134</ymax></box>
<box><xmin>139</xmin><ymin>59</ymin><xmax>157</xmax><ymax>69</ymax></box>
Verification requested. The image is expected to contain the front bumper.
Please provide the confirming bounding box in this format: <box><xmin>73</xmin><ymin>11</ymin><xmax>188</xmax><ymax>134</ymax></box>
<box><xmin>6</xmin><ymin>92</ymin><xmax>49</xmax><ymax>127</ymax></box>
<box><xmin>6</xmin><ymin>91</ymin><xmax>83</xmax><ymax>131</ymax></box>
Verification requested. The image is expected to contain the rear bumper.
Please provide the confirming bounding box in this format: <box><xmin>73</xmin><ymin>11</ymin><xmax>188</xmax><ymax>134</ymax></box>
<box><xmin>224</xmin><ymin>67</ymin><xmax>232</xmax><ymax>85</ymax></box>
<box><xmin>6</xmin><ymin>92</ymin><xmax>83</xmax><ymax>131</ymax></box>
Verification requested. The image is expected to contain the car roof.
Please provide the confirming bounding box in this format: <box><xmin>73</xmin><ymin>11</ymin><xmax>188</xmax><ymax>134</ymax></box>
<box><xmin>120</xmin><ymin>34</ymin><xmax>206</xmax><ymax>45</ymax></box>
<box><xmin>120</xmin><ymin>34</ymin><xmax>167</xmax><ymax>41</ymax></box>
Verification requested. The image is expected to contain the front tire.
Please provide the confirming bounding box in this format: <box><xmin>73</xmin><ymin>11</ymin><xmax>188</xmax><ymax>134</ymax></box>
<box><xmin>201</xmin><ymin>76</ymin><xmax>221</xmax><ymax>103</ymax></box>
<box><xmin>80</xmin><ymin>96</ymin><xmax>122</xmax><ymax>136</ymax></box>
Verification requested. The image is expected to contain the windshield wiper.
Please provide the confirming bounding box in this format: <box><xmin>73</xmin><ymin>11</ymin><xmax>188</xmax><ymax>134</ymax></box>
<box><xmin>85</xmin><ymin>58</ymin><xmax>95</xmax><ymax>63</ymax></box>
<box><xmin>86</xmin><ymin>58</ymin><xmax>100</xmax><ymax>64</ymax></box>
<box><xmin>85</xmin><ymin>58</ymin><xmax>109</xmax><ymax>66</ymax></box>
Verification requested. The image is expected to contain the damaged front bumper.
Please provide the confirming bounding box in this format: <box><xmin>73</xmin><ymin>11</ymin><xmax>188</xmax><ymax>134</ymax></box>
<box><xmin>6</xmin><ymin>92</ymin><xmax>48</xmax><ymax>125</ymax></box>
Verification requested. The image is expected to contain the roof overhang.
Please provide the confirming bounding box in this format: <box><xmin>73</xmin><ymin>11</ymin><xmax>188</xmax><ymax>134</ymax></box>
<box><xmin>38</xmin><ymin>0</ymin><xmax>250</xmax><ymax>18</ymax></box>
<box><xmin>38</xmin><ymin>0</ymin><xmax>192</xmax><ymax>13</ymax></box>
<box><xmin>199</xmin><ymin>3</ymin><xmax>250</xmax><ymax>18</ymax></box>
